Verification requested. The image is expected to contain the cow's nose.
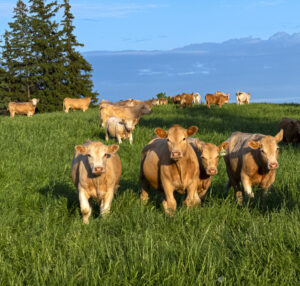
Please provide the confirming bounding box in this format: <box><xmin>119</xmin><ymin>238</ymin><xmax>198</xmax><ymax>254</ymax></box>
<box><xmin>171</xmin><ymin>151</ymin><xmax>182</xmax><ymax>158</ymax></box>
<box><xmin>94</xmin><ymin>166</ymin><xmax>104</xmax><ymax>173</ymax></box>
<box><xmin>207</xmin><ymin>168</ymin><xmax>217</xmax><ymax>175</ymax></box>
<box><xmin>268</xmin><ymin>162</ymin><xmax>278</xmax><ymax>170</ymax></box>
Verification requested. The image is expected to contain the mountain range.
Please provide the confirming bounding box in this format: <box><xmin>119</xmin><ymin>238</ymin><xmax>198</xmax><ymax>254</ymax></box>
<box><xmin>83</xmin><ymin>32</ymin><xmax>300</xmax><ymax>103</ymax></box>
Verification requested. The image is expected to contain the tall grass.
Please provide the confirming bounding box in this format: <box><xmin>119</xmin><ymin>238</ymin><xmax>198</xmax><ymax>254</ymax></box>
<box><xmin>0</xmin><ymin>103</ymin><xmax>299</xmax><ymax>285</ymax></box>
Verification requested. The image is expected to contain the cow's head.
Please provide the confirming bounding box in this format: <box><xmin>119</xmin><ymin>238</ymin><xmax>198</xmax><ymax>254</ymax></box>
<box><xmin>155</xmin><ymin>124</ymin><xmax>198</xmax><ymax>160</ymax></box>
<box><xmin>248</xmin><ymin>129</ymin><xmax>283</xmax><ymax>170</ymax></box>
<box><xmin>30</xmin><ymin>98</ymin><xmax>40</xmax><ymax>105</ymax></box>
<box><xmin>75</xmin><ymin>141</ymin><xmax>119</xmax><ymax>175</ymax></box>
<box><xmin>195</xmin><ymin>139</ymin><xmax>229</xmax><ymax>175</ymax></box>
<box><xmin>121</xmin><ymin>118</ymin><xmax>139</xmax><ymax>132</ymax></box>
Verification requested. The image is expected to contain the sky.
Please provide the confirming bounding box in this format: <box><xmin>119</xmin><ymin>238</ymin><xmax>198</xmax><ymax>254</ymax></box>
<box><xmin>0</xmin><ymin>0</ymin><xmax>300</xmax><ymax>51</ymax></box>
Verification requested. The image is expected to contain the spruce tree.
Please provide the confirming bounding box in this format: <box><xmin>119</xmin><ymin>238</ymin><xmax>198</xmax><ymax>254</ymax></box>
<box><xmin>8</xmin><ymin>0</ymin><xmax>33</xmax><ymax>101</ymax></box>
<box><xmin>1</xmin><ymin>30</ymin><xmax>16</xmax><ymax>104</ymax></box>
<box><xmin>29</xmin><ymin>0</ymin><xmax>65</xmax><ymax>112</ymax></box>
<box><xmin>61</xmin><ymin>0</ymin><xmax>98</xmax><ymax>104</ymax></box>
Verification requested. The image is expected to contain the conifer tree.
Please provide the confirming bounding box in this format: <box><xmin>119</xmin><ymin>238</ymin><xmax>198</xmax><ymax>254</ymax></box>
<box><xmin>60</xmin><ymin>0</ymin><xmax>98</xmax><ymax>104</ymax></box>
<box><xmin>8</xmin><ymin>0</ymin><xmax>33</xmax><ymax>101</ymax></box>
<box><xmin>29</xmin><ymin>0</ymin><xmax>65</xmax><ymax>112</ymax></box>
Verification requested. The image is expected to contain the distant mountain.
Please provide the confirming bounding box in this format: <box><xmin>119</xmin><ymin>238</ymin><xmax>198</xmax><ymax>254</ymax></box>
<box><xmin>84</xmin><ymin>32</ymin><xmax>300</xmax><ymax>103</ymax></box>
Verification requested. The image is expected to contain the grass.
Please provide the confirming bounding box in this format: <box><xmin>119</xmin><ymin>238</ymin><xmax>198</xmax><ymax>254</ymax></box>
<box><xmin>0</xmin><ymin>103</ymin><xmax>299</xmax><ymax>285</ymax></box>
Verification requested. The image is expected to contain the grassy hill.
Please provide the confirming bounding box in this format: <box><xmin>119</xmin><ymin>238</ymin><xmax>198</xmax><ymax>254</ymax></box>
<box><xmin>0</xmin><ymin>103</ymin><xmax>299</xmax><ymax>285</ymax></box>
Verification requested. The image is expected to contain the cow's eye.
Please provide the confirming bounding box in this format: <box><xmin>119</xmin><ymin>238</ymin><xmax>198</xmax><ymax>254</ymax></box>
<box><xmin>87</xmin><ymin>154</ymin><xmax>91</xmax><ymax>158</ymax></box>
<box><xmin>261</xmin><ymin>149</ymin><xmax>265</xmax><ymax>154</ymax></box>
<box><xmin>167</xmin><ymin>139</ymin><xmax>170</xmax><ymax>142</ymax></box>
<box><xmin>182</xmin><ymin>138</ymin><xmax>186</xmax><ymax>141</ymax></box>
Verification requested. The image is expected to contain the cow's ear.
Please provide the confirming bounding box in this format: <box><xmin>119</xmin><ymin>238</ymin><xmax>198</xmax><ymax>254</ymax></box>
<box><xmin>218</xmin><ymin>141</ymin><xmax>229</xmax><ymax>153</ymax></box>
<box><xmin>155</xmin><ymin>128</ymin><xmax>168</xmax><ymax>138</ymax></box>
<box><xmin>275</xmin><ymin>129</ymin><xmax>284</xmax><ymax>143</ymax></box>
<box><xmin>195</xmin><ymin>139</ymin><xmax>205</xmax><ymax>152</ymax></box>
<box><xmin>107</xmin><ymin>144</ymin><xmax>119</xmax><ymax>154</ymax></box>
<box><xmin>121</xmin><ymin>119</ymin><xmax>126</xmax><ymax>123</ymax></box>
<box><xmin>187</xmin><ymin>126</ymin><xmax>198</xmax><ymax>136</ymax></box>
<box><xmin>248</xmin><ymin>141</ymin><xmax>261</xmax><ymax>149</ymax></box>
<box><xmin>75</xmin><ymin>145</ymin><xmax>88</xmax><ymax>154</ymax></box>
<box><xmin>134</xmin><ymin>118</ymin><xmax>139</xmax><ymax>125</ymax></box>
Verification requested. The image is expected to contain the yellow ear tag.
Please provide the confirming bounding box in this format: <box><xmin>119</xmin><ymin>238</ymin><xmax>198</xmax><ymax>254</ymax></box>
<box><xmin>220</xmin><ymin>148</ymin><xmax>227</xmax><ymax>157</ymax></box>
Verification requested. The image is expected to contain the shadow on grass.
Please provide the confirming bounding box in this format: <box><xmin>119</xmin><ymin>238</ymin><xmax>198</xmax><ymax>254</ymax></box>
<box><xmin>139</xmin><ymin>104</ymin><xmax>282</xmax><ymax>136</ymax></box>
<box><xmin>38</xmin><ymin>181</ymin><xmax>79</xmax><ymax>214</ymax></box>
<box><xmin>208</xmin><ymin>181</ymin><xmax>299</xmax><ymax>214</ymax></box>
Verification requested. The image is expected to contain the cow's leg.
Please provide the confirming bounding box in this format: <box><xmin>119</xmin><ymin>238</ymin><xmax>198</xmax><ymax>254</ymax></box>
<box><xmin>10</xmin><ymin>111</ymin><xmax>15</xmax><ymax>118</ymax></box>
<box><xmin>105</xmin><ymin>129</ymin><xmax>109</xmax><ymax>141</ymax></box>
<box><xmin>161</xmin><ymin>181</ymin><xmax>176</xmax><ymax>215</ymax></box>
<box><xmin>184</xmin><ymin>179</ymin><xmax>199</xmax><ymax>207</ymax></box>
<box><xmin>241</xmin><ymin>174</ymin><xmax>254</xmax><ymax>198</ymax></box>
<box><xmin>100</xmin><ymin>188</ymin><xmax>114</xmax><ymax>215</ymax></box>
<box><xmin>129</xmin><ymin>133</ymin><xmax>133</xmax><ymax>145</ymax></box>
<box><xmin>78</xmin><ymin>187</ymin><xmax>91</xmax><ymax>224</ymax></box>
<box><xmin>117</xmin><ymin>134</ymin><xmax>122</xmax><ymax>144</ymax></box>
<box><xmin>65</xmin><ymin>106</ymin><xmax>69</xmax><ymax>113</ymax></box>
<box><xmin>140</xmin><ymin>178</ymin><xmax>150</xmax><ymax>204</ymax></box>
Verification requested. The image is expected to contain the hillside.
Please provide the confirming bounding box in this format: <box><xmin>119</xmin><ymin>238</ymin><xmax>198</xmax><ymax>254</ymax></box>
<box><xmin>0</xmin><ymin>103</ymin><xmax>299</xmax><ymax>285</ymax></box>
<box><xmin>84</xmin><ymin>32</ymin><xmax>300</xmax><ymax>104</ymax></box>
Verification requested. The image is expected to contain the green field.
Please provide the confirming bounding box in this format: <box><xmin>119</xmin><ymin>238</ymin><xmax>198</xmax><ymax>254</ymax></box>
<box><xmin>0</xmin><ymin>103</ymin><xmax>299</xmax><ymax>285</ymax></box>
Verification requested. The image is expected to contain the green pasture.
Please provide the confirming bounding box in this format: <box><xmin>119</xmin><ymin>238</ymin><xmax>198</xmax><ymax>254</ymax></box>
<box><xmin>0</xmin><ymin>103</ymin><xmax>299</xmax><ymax>285</ymax></box>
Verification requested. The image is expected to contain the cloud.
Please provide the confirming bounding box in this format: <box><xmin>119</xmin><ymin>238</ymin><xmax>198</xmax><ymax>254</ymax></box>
<box><xmin>138</xmin><ymin>68</ymin><xmax>162</xmax><ymax>75</ymax></box>
<box><xmin>177</xmin><ymin>72</ymin><xmax>196</xmax><ymax>76</ymax></box>
<box><xmin>72</xmin><ymin>3</ymin><xmax>160</xmax><ymax>20</ymax></box>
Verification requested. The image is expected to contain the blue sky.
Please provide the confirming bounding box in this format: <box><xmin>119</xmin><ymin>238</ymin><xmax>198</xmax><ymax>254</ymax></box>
<box><xmin>1</xmin><ymin>0</ymin><xmax>300</xmax><ymax>51</ymax></box>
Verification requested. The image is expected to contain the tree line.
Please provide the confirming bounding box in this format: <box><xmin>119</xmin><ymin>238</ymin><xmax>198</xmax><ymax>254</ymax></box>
<box><xmin>0</xmin><ymin>0</ymin><xmax>98</xmax><ymax>112</ymax></box>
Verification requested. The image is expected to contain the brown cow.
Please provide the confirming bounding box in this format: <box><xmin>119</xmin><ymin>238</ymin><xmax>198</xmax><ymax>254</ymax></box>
<box><xmin>8</xmin><ymin>98</ymin><xmax>40</xmax><ymax>118</ymax></box>
<box><xmin>278</xmin><ymin>117</ymin><xmax>300</xmax><ymax>144</ymax></box>
<box><xmin>189</xmin><ymin>138</ymin><xmax>229</xmax><ymax>202</ymax></box>
<box><xmin>172</xmin><ymin>94</ymin><xmax>181</xmax><ymax>105</ymax></box>
<box><xmin>223</xmin><ymin>130</ymin><xmax>283</xmax><ymax>205</ymax></box>
<box><xmin>205</xmin><ymin>93</ymin><xmax>230</xmax><ymax>108</ymax></box>
<box><xmin>99</xmin><ymin>101</ymin><xmax>152</xmax><ymax>127</ymax></box>
<box><xmin>159</xmin><ymin>98</ymin><xmax>168</xmax><ymax>105</ymax></box>
<box><xmin>72</xmin><ymin>140</ymin><xmax>121</xmax><ymax>224</ymax></box>
<box><xmin>180</xmin><ymin>93</ymin><xmax>194</xmax><ymax>108</ymax></box>
<box><xmin>140</xmin><ymin>124</ymin><xmax>199</xmax><ymax>214</ymax></box>
<box><xmin>63</xmin><ymin>97</ymin><xmax>91</xmax><ymax>113</ymax></box>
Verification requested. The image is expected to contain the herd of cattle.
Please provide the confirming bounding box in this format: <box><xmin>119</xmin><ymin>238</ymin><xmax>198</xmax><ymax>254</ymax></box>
<box><xmin>5</xmin><ymin>93</ymin><xmax>300</xmax><ymax>223</ymax></box>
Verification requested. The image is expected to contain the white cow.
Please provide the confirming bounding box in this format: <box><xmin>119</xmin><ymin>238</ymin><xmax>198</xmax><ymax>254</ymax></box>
<box><xmin>193</xmin><ymin>93</ymin><xmax>201</xmax><ymax>104</ymax></box>
<box><xmin>236</xmin><ymin>91</ymin><xmax>251</xmax><ymax>105</ymax></box>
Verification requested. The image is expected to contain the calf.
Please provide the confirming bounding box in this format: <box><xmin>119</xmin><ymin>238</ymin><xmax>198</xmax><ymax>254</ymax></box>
<box><xmin>172</xmin><ymin>94</ymin><xmax>181</xmax><ymax>105</ymax></box>
<box><xmin>140</xmin><ymin>124</ymin><xmax>199</xmax><ymax>214</ymax></box>
<box><xmin>63</xmin><ymin>97</ymin><xmax>91</xmax><ymax>113</ymax></box>
<box><xmin>159</xmin><ymin>98</ymin><xmax>168</xmax><ymax>105</ymax></box>
<box><xmin>205</xmin><ymin>93</ymin><xmax>229</xmax><ymax>108</ymax></box>
<box><xmin>189</xmin><ymin>138</ymin><xmax>229</xmax><ymax>202</ymax></box>
<box><xmin>99</xmin><ymin>102</ymin><xmax>151</xmax><ymax>127</ymax></box>
<box><xmin>72</xmin><ymin>141</ymin><xmax>121</xmax><ymax>224</ymax></box>
<box><xmin>278</xmin><ymin>117</ymin><xmax>300</xmax><ymax>144</ymax></box>
<box><xmin>223</xmin><ymin>130</ymin><xmax>283</xmax><ymax>205</ymax></box>
<box><xmin>236</xmin><ymin>91</ymin><xmax>251</xmax><ymax>105</ymax></box>
<box><xmin>180</xmin><ymin>93</ymin><xmax>194</xmax><ymax>108</ymax></box>
<box><xmin>105</xmin><ymin>116</ymin><xmax>138</xmax><ymax>144</ymax></box>
<box><xmin>8</xmin><ymin>98</ymin><xmax>40</xmax><ymax>118</ymax></box>
<box><xmin>193</xmin><ymin>93</ymin><xmax>201</xmax><ymax>104</ymax></box>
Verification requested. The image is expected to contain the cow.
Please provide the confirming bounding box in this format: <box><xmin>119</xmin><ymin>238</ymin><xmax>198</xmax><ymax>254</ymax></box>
<box><xmin>72</xmin><ymin>140</ymin><xmax>121</xmax><ymax>224</ymax></box>
<box><xmin>223</xmin><ymin>130</ymin><xmax>283</xmax><ymax>205</ymax></box>
<box><xmin>278</xmin><ymin>117</ymin><xmax>300</xmax><ymax>144</ymax></box>
<box><xmin>172</xmin><ymin>94</ymin><xmax>181</xmax><ymax>105</ymax></box>
<box><xmin>236</xmin><ymin>91</ymin><xmax>251</xmax><ymax>105</ymax></box>
<box><xmin>189</xmin><ymin>138</ymin><xmax>229</xmax><ymax>202</ymax></box>
<box><xmin>193</xmin><ymin>93</ymin><xmax>201</xmax><ymax>104</ymax></box>
<box><xmin>63</xmin><ymin>97</ymin><xmax>91</xmax><ymax>113</ymax></box>
<box><xmin>105</xmin><ymin>116</ymin><xmax>139</xmax><ymax>144</ymax></box>
<box><xmin>99</xmin><ymin>99</ymin><xmax>135</xmax><ymax>108</ymax></box>
<box><xmin>180</xmin><ymin>93</ymin><xmax>194</xmax><ymax>108</ymax></box>
<box><xmin>140</xmin><ymin>124</ymin><xmax>200</xmax><ymax>214</ymax></box>
<box><xmin>99</xmin><ymin>101</ymin><xmax>152</xmax><ymax>127</ymax></box>
<box><xmin>159</xmin><ymin>98</ymin><xmax>168</xmax><ymax>105</ymax></box>
<box><xmin>8</xmin><ymin>98</ymin><xmax>40</xmax><ymax>118</ymax></box>
<box><xmin>205</xmin><ymin>93</ymin><xmax>230</xmax><ymax>108</ymax></box>
<box><xmin>151</xmin><ymin>99</ymin><xmax>160</xmax><ymax>106</ymax></box>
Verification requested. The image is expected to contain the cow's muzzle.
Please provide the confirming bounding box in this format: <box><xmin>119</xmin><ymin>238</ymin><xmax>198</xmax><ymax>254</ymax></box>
<box><xmin>268</xmin><ymin>162</ymin><xmax>278</xmax><ymax>170</ymax></box>
<box><xmin>171</xmin><ymin>151</ymin><xmax>183</xmax><ymax>160</ymax></box>
<box><xmin>207</xmin><ymin>168</ymin><xmax>218</xmax><ymax>176</ymax></box>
